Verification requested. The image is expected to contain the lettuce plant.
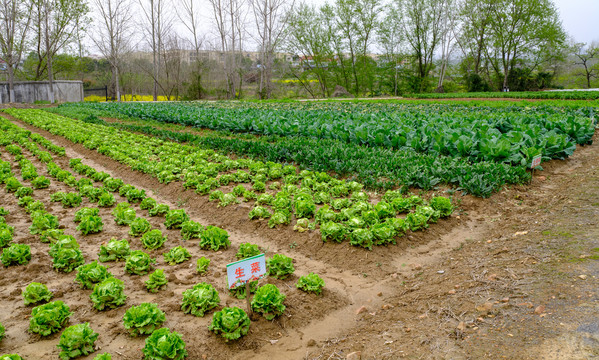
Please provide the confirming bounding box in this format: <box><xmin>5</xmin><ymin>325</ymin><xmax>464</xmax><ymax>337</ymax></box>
<box><xmin>15</xmin><ymin>186</ymin><xmax>33</xmax><ymax>198</ymax></box>
<box><xmin>0</xmin><ymin>226</ymin><xmax>12</xmax><ymax>248</ymax></box>
<box><xmin>198</xmin><ymin>226</ymin><xmax>230</xmax><ymax>251</ymax></box>
<box><xmin>163</xmin><ymin>246</ymin><xmax>191</xmax><ymax>265</ymax></box>
<box><xmin>164</xmin><ymin>209</ymin><xmax>189</xmax><ymax>229</ymax></box>
<box><xmin>430</xmin><ymin>196</ymin><xmax>454</xmax><ymax>217</ymax></box>
<box><xmin>142</xmin><ymin>328</ymin><xmax>187</xmax><ymax>360</ymax></box>
<box><xmin>129</xmin><ymin>217</ymin><xmax>151</xmax><ymax>237</ymax></box>
<box><xmin>141</xmin><ymin>229</ymin><xmax>166</xmax><ymax>250</ymax></box>
<box><xmin>31</xmin><ymin>176</ymin><xmax>50</xmax><ymax>189</ymax></box>
<box><xmin>17</xmin><ymin>195</ymin><xmax>33</xmax><ymax>208</ymax></box>
<box><xmin>74</xmin><ymin>207</ymin><xmax>99</xmax><ymax>222</ymax></box>
<box><xmin>0</xmin><ymin>322</ymin><xmax>4</xmax><ymax>341</ymax></box>
<box><xmin>90</xmin><ymin>278</ymin><xmax>127</xmax><ymax>311</ymax></box>
<box><xmin>251</xmin><ymin>284</ymin><xmax>286</xmax><ymax>320</ymax></box>
<box><xmin>62</xmin><ymin>192</ymin><xmax>83</xmax><ymax>208</ymax></box>
<box><xmin>53</xmin><ymin>248</ymin><xmax>85</xmax><ymax>273</ymax></box>
<box><xmin>415</xmin><ymin>205</ymin><xmax>440</xmax><ymax>223</ymax></box>
<box><xmin>181</xmin><ymin>283</ymin><xmax>220</xmax><ymax>317</ymax></box>
<box><xmin>103</xmin><ymin>177</ymin><xmax>123</xmax><ymax>192</ymax></box>
<box><xmin>22</xmin><ymin>282</ymin><xmax>54</xmax><ymax>305</ymax></box>
<box><xmin>148</xmin><ymin>203</ymin><xmax>170</xmax><ymax>217</ymax></box>
<box><xmin>236</xmin><ymin>243</ymin><xmax>260</xmax><ymax>260</ymax></box>
<box><xmin>371</xmin><ymin>223</ymin><xmax>397</xmax><ymax>245</ymax></box>
<box><xmin>180</xmin><ymin>220</ymin><xmax>204</xmax><ymax>240</ymax></box>
<box><xmin>208</xmin><ymin>307</ymin><xmax>250</xmax><ymax>341</ymax></box>
<box><xmin>267</xmin><ymin>210</ymin><xmax>291</xmax><ymax>228</ymax></box>
<box><xmin>112</xmin><ymin>203</ymin><xmax>136</xmax><ymax>225</ymax></box>
<box><xmin>118</xmin><ymin>184</ymin><xmax>135</xmax><ymax>196</ymax></box>
<box><xmin>125</xmin><ymin>250</ymin><xmax>155</xmax><ymax>275</ymax></box>
<box><xmin>349</xmin><ymin>228</ymin><xmax>374</xmax><ymax>250</ymax></box>
<box><xmin>98</xmin><ymin>238</ymin><xmax>130</xmax><ymax>262</ymax></box>
<box><xmin>29</xmin><ymin>211</ymin><xmax>59</xmax><ymax>235</ymax></box>
<box><xmin>49</xmin><ymin>235</ymin><xmax>80</xmax><ymax>258</ymax></box>
<box><xmin>266</xmin><ymin>254</ymin><xmax>294</xmax><ymax>279</ymax></box>
<box><xmin>405</xmin><ymin>212</ymin><xmax>429</xmax><ymax>231</ymax></box>
<box><xmin>248</xmin><ymin>206</ymin><xmax>271</xmax><ymax>220</ymax></box>
<box><xmin>293</xmin><ymin>218</ymin><xmax>315</xmax><ymax>232</ymax></box>
<box><xmin>1</xmin><ymin>243</ymin><xmax>31</xmax><ymax>267</ymax></box>
<box><xmin>75</xmin><ymin>261</ymin><xmax>113</xmax><ymax>289</ymax></box>
<box><xmin>294</xmin><ymin>200</ymin><xmax>316</xmax><ymax>218</ymax></box>
<box><xmin>29</xmin><ymin>301</ymin><xmax>72</xmax><ymax>336</ymax></box>
<box><xmin>320</xmin><ymin>221</ymin><xmax>347</xmax><ymax>242</ymax></box>
<box><xmin>56</xmin><ymin>323</ymin><xmax>99</xmax><ymax>360</ymax></box>
<box><xmin>77</xmin><ymin>215</ymin><xmax>103</xmax><ymax>235</ymax></box>
<box><xmin>296</xmin><ymin>273</ymin><xmax>325</xmax><ymax>295</ymax></box>
<box><xmin>97</xmin><ymin>191</ymin><xmax>115</xmax><ymax>207</ymax></box>
<box><xmin>4</xmin><ymin>177</ymin><xmax>22</xmax><ymax>192</ymax></box>
<box><xmin>93</xmin><ymin>353</ymin><xmax>111</xmax><ymax>360</ymax></box>
<box><xmin>25</xmin><ymin>200</ymin><xmax>45</xmax><ymax>213</ymax></box>
<box><xmin>125</xmin><ymin>188</ymin><xmax>146</xmax><ymax>203</ymax></box>
<box><xmin>145</xmin><ymin>269</ymin><xmax>168</xmax><ymax>293</ymax></box>
<box><xmin>0</xmin><ymin>355</ymin><xmax>24</xmax><ymax>360</ymax></box>
<box><xmin>122</xmin><ymin>303</ymin><xmax>166</xmax><ymax>336</ymax></box>
<box><xmin>196</xmin><ymin>257</ymin><xmax>210</xmax><ymax>275</ymax></box>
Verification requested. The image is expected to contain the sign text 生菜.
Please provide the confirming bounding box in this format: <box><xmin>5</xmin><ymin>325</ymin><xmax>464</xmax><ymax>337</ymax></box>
<box><xmin>226</xmin><ymin>254</ymin><xmax>266</xmax><ymax>289</ymax></box>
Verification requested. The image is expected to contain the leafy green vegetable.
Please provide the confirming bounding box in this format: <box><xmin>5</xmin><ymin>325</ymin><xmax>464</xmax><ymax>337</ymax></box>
<box><xmin>0</xmin><ymin>322</ymin><xmax>5</xmax><ymax>341</ymax></box>
<box><xmin>22</xmin><ymin>282</ymin><xmax>53</xmax><ymax>305</ymax></box>
<box><xmin>405</xmin><ymin>212</ymin><xmax>429</xmax><ymax>231</ymax></box>
<box><xmin>52</xmin><ymin>248</ymin><xmax>85</xmax><ymax>273</ymax></box>
<box><xmin>320</xmin><ymin>221</ymin><xmax>347</xmax><ymax>242</ymax></box>
<box><xmin>29</xmin><ymin>211</ymin><xmax>59</xmax><ymax>235</ymax></box>
<box><xmin>198</xmin><ymin>226</ymin><xmax>230</xmax><ymax>251</ymax></box>
<box><xmin>0</xmin><ymin>226</ymin><xmax>12</xmax><ymax>248</ymax></box>
<box><xmin>62</xmin><ymin>192</ymin><xmax>83</xmax><ymax>208</ymax></box>
<box><xmin>236</xmin><ymin>243</ymin><xmax>260</xmax><ymax>260</ymax></box>
<box><xmin>15</xmin><ymin>187</ymin><xmax>33</xmax><ymax>198</ymax></box>
<box><xmin>77</xmin><ymin>215</ymin><xmax>103</xmax><ymax>235</ymax></box>
<box><xmin>296</xmin><ymin>273</ymin><xmax>325</xmax><ymax>294</ymax></box>
<box><xmin>294</xmin><ymin>200</ymin><xmax>316</xmax><ymax>218</ymax></box>
<box><xmin>430</xmin><ymin>196</ymin><xmax>454</xmax><ymax>217</ymax></box>
<box><xmin>122</xmin><ymin>303</ymin><xmax>166</xmax><ymax>336</ymax></box>
<box><xmin>25</xmin><ymin>200</ymin><xmax>45</xmax><ymax>213</ymax></box>
<box><xmin>196</xmin><ymin>257</ymin><xmax>210</xmax><ymax>275</ymax></box>
<box><xmin>112</xmin><ymin>202</ymin><xmax>136</xmax><ymax>225</ymax></box>
<box><xmin>93</xmin><ymin>353</ymin><xmax>111</xmax><ymax>360</ymax></box>
<box><xmin>293</xmin><ymin>218</ymin><xmax>315</xmax><ymax>232</ymax></box>
<box><xmin>75</xmin><ymin>261</ymin><xmax>113</xmax><ymax>289</ymax></box>
<box><xmin>251</xmin><ymin>284</ymin><xmax>287</xmax><ymax>322</ymax></box>
<box><xmin>1</xmin><ymin>243</ymin><xmax>31</xmax><ymax>267</ymax></box>
<box><xmin>145</xmin><ymin>269</ymin><xmax>168</xmax><ymax>293</ymax></box>
<box><xmin>49</xmin><ymin>235</ymin><xmax>80</xmax><ymax>258</ymax></box>
<box><xmin>4</xmin><ymin>177</ymin><xmax>22</xmax><ymax>192</ymax></box>
<box><xmin>180</xmin><ymin>220</ymin><xmax>204</xmax><ymax>240</ymax></box>
<box><xmin>163</xmin><ymin>246</ymin><xmax>191</xmax><ymax>265</ymax></box>
<box><xmin>129</xmin><ymin>217</ymin><xmax>151</xmax><ymax>237</ymax></box>
<box><xmin>56</xmin><ymin>323</ymin><xmax>99</xmax><ymax>360</ymax></box>
<box><xmin>267</xmin><ymin>210</ymin><xmax>291</xmax><ymax>228</ymax></box>
<box><xmin>103</xmin><ymin>177</ymin><xmax>124</xmax><ymax>192</ymax></box>
<box><xmin>141</xmin><ymin>229</ymin><xmax>167</xmax><ymax>250</ymax></box>
<box><xmin>149</xmin><ymin>203</ymin><xmax>170</xmax><ymax>217</ymax></box>
<box><xmin>29</xmin><ymin>301</ymin><xmax>72</xmax><ymax>336</ymax></box>
<box><xmin>208</xmin><ymin>307</ymin><xmax>250</xmax><ymax>341</ymax></box>
<box><xmin>248</xmin><ymin>206</ymin><xmax>271</xmax><ymax>220</ymax></box>
<box><xmin>90</xmin><ymin>278</ymin><xmax>127</xmax><ymax>311</ymax></box>
<box><xmin>164</xmin><ymin>209</ymin><xmax>189</xmax><ymax>229</ymax></box>
<box><xmin>125</xmin><ymin>188</ymin><xmax>146</xmax><ymax>203</ymax></box>
<box><xmin>349</xmin><ymin>228</ymin><xmax>374</xmax><ymax>250</ymax></box>
<box><xmin>142</xmin><ymin>328</ymin><xmax>187</xmax><ymax>360</ymax></box>
<box><xmin>125</xmin><ymin>250</ymin><xmax>155</xmax><ymax>275</ymax></box>
<box><xmin>98</xmin><ymin>238</ymin><xmax>130</xmax><ymax>262</ymax></box>
<box><xmin>97</xmin><ymin>191</ymin><xmax>115</xmax><ymax>207</ymax></box>
<box><xmin>17</xmin><ymin>195</ymin><xmax>33</xmax><ymax>208</ymax></box>
<box><xmin>31</xmin><ymin>176</ymin><xmax>50</xmax><ymax>189</ymax></box>
<box><xmin>140</xmin><ymin>197</ymin><xmax>157</xmax><ymax>210</ymax></box>
<box><xmin>267</xmin><ymin>254</ymin><xmax>294</xmax><ymax>279</ymax></box>
<box><xmin>181</xmin><ymin>283</ymin><xmax>220</xmax><ymax>317</ymax></box>
<box><xmin>74</xmin><ymin>207</ymin><xmax>99</xmax><ymax>222</ymax></box>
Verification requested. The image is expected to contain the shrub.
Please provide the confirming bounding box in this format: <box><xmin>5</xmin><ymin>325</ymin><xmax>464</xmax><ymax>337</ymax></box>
<box><xmin>75</xmin><ymin>261</ymin><xmax>113</xmax><ymax>289</ymax></box>
<box><xmin>296</xmin><ymin>273</ymin><xmax>325</xmax><ymax>295</ymax></box>
<box><xmin>90</xmin><ymin>278</ymin><xmax>127</xmax><ymax>311</ymax></box>
<box><xmin>56</xmin><ymin>323</ymin><xmax>99</xmax><ymax>360</ymax></box>
<box><xmin>22</xmin><ymin>282</ymin><xmax>54</xmax><ymax>305</ymax></box>
<box><xmin>266</xmin><ymin>254</ymin><xmax>294</xmax><ymax>279</ymax></box>
<box><xmin>142</xmin><ymin>328</ymin><xmax>187</xmax><ymax>360</ymax></box>
<box><xmin>198</xmin><ymin>226</ymin><xmax>230</xmax><ymax>251</ymax></box>
<box><xmin>1</xmin><ymin>243</ymin><xmax>31</xmax><ymax>267</ymax></box>
<box><xmin>122</xmin><ymin>303</ymin><xmax>166</xmax><ymax>336</ymax></box>
<box><xmin>145</xmin><ymin>269</ymin><xmax>168</xmax><ymax>293</ymax></box>
<box><xmin>251</xmin><ymin>284</ymin><xmax>286</xmax><ymax>320</ymax></box>
<box><xmin>181</xmin><ymin>283</ymin><xmax>220</xmax><ymax>317</ymax></box>
<box><xmin>208</xmin><ymin>307</ymin><xmax>250</xmax><ymax>341</ymax></box>
<box><xmin>29</xmin><ymin>301</ymin><xmax>72</xmax><ymax>336</ymax></box>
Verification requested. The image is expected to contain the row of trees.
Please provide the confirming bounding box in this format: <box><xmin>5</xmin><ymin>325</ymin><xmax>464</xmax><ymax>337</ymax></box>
<box><xmin>0</xmin><ymin>0</ymin><xmax>596</xmax><ymax>101</ymax></box>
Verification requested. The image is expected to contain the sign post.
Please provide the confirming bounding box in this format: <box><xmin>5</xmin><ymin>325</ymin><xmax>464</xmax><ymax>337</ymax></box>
<box><xmin>226</xmin><ymin>254</ymin><xmax>267</xmax><ymax>315</ymax></box>
<box><xmin>530</xmin><ymin>155</ymin><xmax>542</xmax><ymax>183</ymax></box>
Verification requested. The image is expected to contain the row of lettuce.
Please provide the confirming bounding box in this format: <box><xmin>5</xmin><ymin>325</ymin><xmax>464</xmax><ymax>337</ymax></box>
<box><xmin>47</xmin><ymin>106</ymin><xmax>531</xmax><ymax>197</ymax></box>
<box><xmin>0</xmin><ymin>120</ymin><xmax>326</xmax><ymax>359</ymax></box>
<box><xmin>5</xmin><ymin>109</ymin><xmax>455</xmax><ymax>250</ymax></box>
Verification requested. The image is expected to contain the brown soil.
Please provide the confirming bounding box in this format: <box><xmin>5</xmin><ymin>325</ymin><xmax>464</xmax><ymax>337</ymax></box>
<box><xmin>0</xmin><ymin>112</ymin><xmax>598</xmax><ymax>360</ymax></box>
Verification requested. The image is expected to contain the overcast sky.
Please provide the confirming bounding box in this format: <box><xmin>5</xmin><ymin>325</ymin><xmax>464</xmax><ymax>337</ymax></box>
<box><xmin>551</xmin><ymin>0</ymin><xmax>599</xmax><ymax>44</ymax></box>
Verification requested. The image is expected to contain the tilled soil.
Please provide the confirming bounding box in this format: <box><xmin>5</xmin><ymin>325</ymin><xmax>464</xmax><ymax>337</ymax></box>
<box><xmin>0</xmin><ymin>112</ymin><xmax>598</xmax><ymax>360</ymax></box>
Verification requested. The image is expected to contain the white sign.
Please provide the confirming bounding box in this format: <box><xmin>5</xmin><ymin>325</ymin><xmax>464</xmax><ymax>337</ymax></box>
<box><xmin>531</xmin><ymin>155</ymin><xmax>542</xmax><ymax>169</ymax></box>
<box><xmin>226</xmin><ymin>254</ymin><xmax>266</xmax><ymax>289</ymax></box>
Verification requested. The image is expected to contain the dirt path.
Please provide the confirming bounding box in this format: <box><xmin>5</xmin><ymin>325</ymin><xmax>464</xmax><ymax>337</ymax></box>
<box><xmin>1</xmin><ymin>111</ymin><xmax>598</xmax><ymax>359</ymax></box>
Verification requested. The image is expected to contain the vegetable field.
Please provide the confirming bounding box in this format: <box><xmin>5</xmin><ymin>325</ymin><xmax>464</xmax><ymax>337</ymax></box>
<box><xmin>0</xmin><ymin>99</ymin><xmax>596</xmax><ymax>359</ymax></box>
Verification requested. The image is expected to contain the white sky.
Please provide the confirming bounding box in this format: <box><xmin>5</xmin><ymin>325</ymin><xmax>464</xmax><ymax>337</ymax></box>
<box><xmin>551</xmin><ymin>0</ymin><xmax>599</xmax><ymax>44</ymax></box>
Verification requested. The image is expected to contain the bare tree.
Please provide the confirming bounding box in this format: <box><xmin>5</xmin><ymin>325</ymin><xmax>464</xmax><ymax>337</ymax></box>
<box><xmin>32</xmin><ymin>0</ymin><xmax>88</xmax><ymax>103</ymax></box>
<box><xmin>436</xmin><ymin>0</ymin><xmax>460</xmax><ymax>91</ymax></box>
<box><xmin>249</xmin><ymin>0</ymin><xmax>293</xmax><ymax>98</ymax></box>
<box><xmin>0</xmin><ymin>0</ymin><xmax>34</xmax><ymax>103</ymax></box>
<box><xmin>573</xmin><ymin>42</ymin><xmax>599</xmax><ymax>89</ymax></box>
<box><xmin>92</xmin><ymin>0</ymin><xmax>133</xmax><ymax>101</ymax></box>
<box><xmin>138</xmin><ymin>0</ymin><xmax>173</xmax><ymax>100</ymax></box>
